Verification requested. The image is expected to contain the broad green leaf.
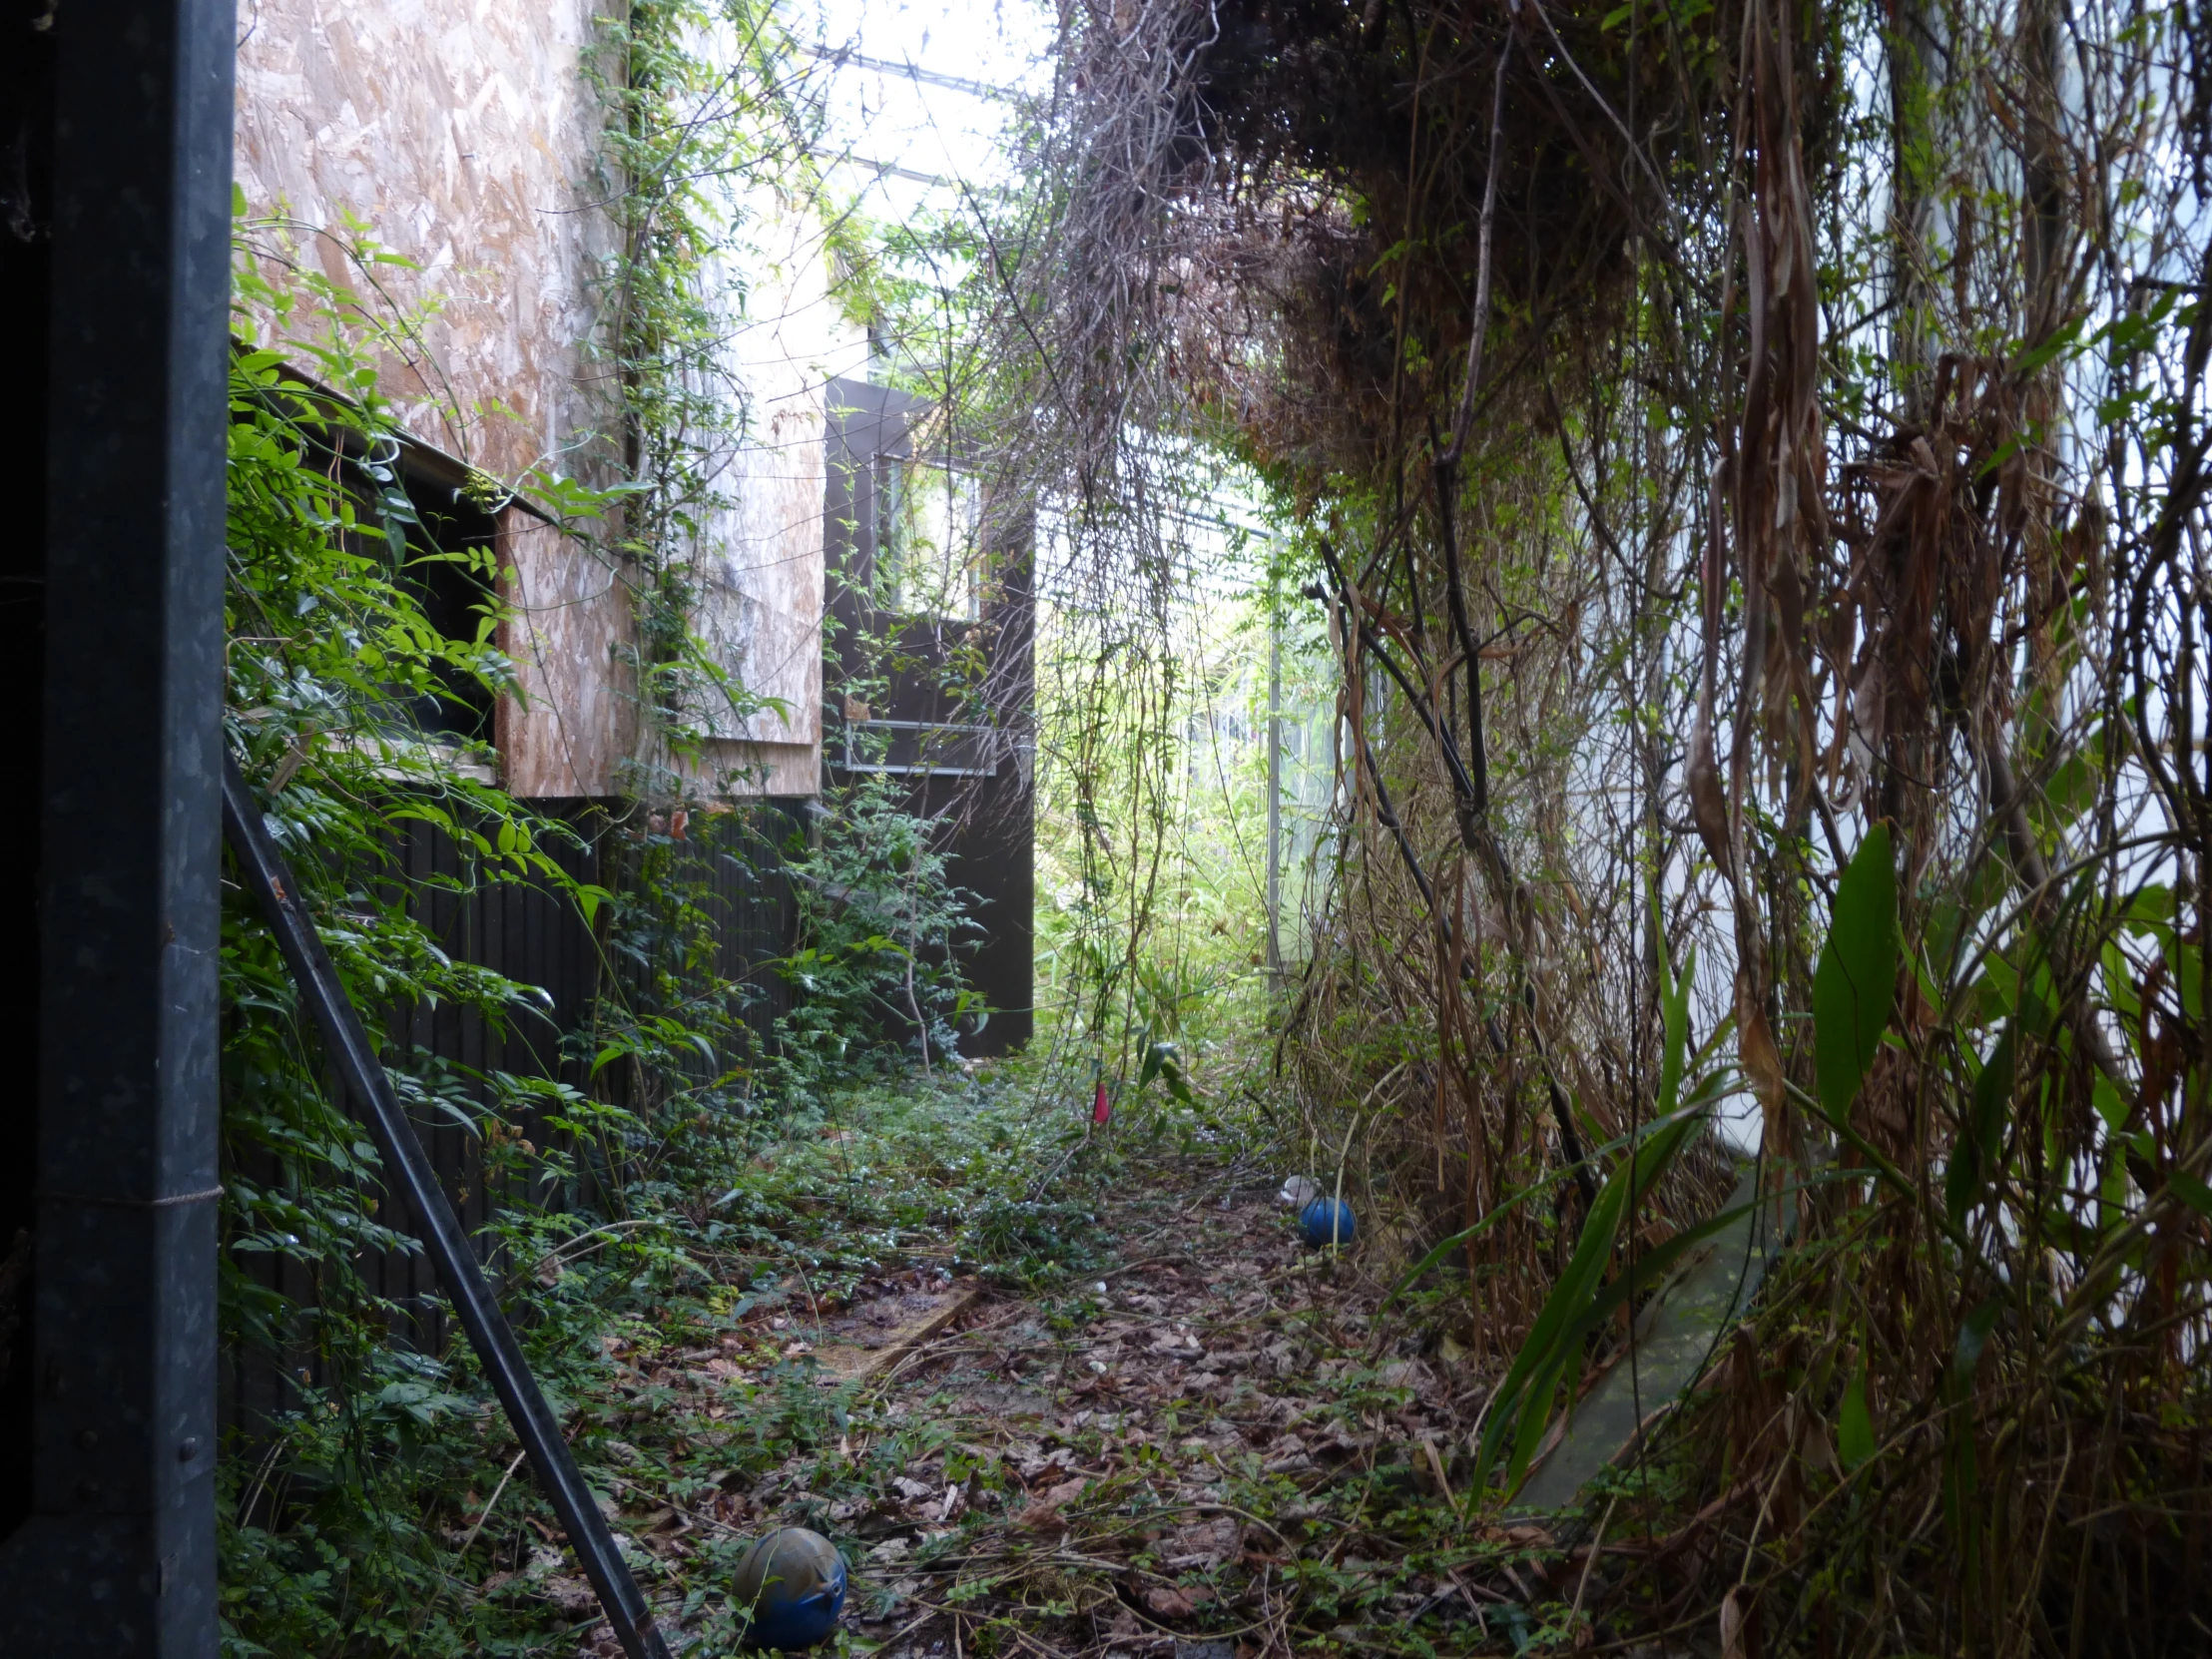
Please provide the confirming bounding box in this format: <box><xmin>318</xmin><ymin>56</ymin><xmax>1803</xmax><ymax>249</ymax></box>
<box><xmin>1473</xmin><ymin>1106</ymin><xmax>1709</xmax><ymax>1495</ymax></box>
<box><xmin>1137</xmin><ymin>1033</ymin><xmax>1165</xmax><ymax>1093</ymax></box>
<box><xmin>2038</xmin><ymin>748</ymin><xmax>2095</xmax><ymax>830</ymax></box>
<box><xmin>1971</xmin><ymin>950</ymin><xmax>2019</xmax><ymax>1026</ymax></box>
<box><xmin>1380</xmin><ymin>1094</ymin><xmax>1738</xmax><ymax>1317</ymax></box>
<box><xmin>1659</xmin><ymin>945</ymin><xmax>1693</xmax><ymax>1120</ymax></box>
<box><xmin>1946</xmin><ymin>1024</ymin><xmax>2015</xmax><ymax>1229</ymax></box>
<box><xmin>574</xmin><ymin>882</ymin><xmax>610</xmax><ymax>929</ymax></box>
<box><xmin>1973</xmin><ymin>1027</ymin><xmax>2016</xmax><ymax>1159</ymax></box>
<box><xmin>1133</xmin><ymin>1037</ymin><xmax>1197</xmax><ymax>1105</ymax></box>
<box><xmin>2101</xmin><ymin>939</ymin><xmax>2142</xmax><ymax>1024</ymax></box>
<box><xmin>2092</xmin><ymin>1073</ymin><xmax>2127</xmax><ymax>1133</ymax></box>
<box><xmin>1942</xmin><ymin>1144</ymin><xmax>1978</xmax><ymax>1235</ymax></box>
<box><xmin>1814</xmin><ymin>824</ymin><xmax>1898</xmax><ymax>1125</ymax></box>
<box><xmin>1953</xmin><ymin>1295</ymin><xmax>2002</xmax><ymax>1381</ymax></box>
<box><xmin>1943</xmin><ymin>1298</ymin><xmax>2001</xmax><ymax>1561</ymax></box>
<box><xmin>2019</xmin><ymin>957</ymin><xmax>2059</xmax><ymax>1039</ymax></box>
<box><xmin>1648</xmin><ymin>881</ymin><xmax>1689</xmax><ymax>1117</ymax></box>
<box><xmin>2168</xmin><ymin>1170</ymin><xmax>2212</xmax><ymax>1221</ymax></box>
<box><xmin>2121</xmin><ymin>883</ymin><xmax>2174</xmax><ymax>935</ymax></box>
<box><xmin>1380</xmin><ymin>1175</ymin><xmax>1575</xmax><ymax>1311</ymax></box>
<box><xmin>1532</xmin><ymin>1197</ymin><xmax>1756</xmax><ymax>1382</ymax></box>
<box><xmin>2099</xmin><ymin>1156</ymin><xmax>2131</xmax><ymax>1236</ymax></box>
<box><xmin>1158</xmin><ymin>1052</ymin><xmax>1196</xmax><ymax>1106</ymax></box>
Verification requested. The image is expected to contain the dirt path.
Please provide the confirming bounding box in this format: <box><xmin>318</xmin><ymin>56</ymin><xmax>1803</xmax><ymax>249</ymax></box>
<box><xmin>554</xmin><ymin>1151</ymin><xmax>1628</xmax><ymax>1658</ymax></box>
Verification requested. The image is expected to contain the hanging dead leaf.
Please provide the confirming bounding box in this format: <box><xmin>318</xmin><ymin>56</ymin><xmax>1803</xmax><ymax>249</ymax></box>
<box><xmin>1720</xmin><ymin>1584</ymin><xmax>1761</xmax><ymax>1659</ymax></box>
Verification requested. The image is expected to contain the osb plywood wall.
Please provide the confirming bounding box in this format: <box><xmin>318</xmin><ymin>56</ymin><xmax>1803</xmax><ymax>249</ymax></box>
<box><xmin>688</xmin><ymin>190</ymin><xmax>865</xmax><ymax>801</ymax></box>
<box><xmin>234</xmin><ymin>0</ymin><xmax>610</xmax><ymax>485</ymax></box>
<box><xmin>234</xmin><ymin>0</ymin><xmax>846</xmax><ymax>801</ymax></box>
<box><xmin>495</xmin><ymin>513</ymin><xmax>637</xmax><ymax>800</ymax></box>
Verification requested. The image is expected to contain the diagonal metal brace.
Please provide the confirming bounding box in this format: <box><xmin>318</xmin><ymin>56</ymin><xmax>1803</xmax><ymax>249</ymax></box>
<box><xmin>220</xmin><ymin>754</ymin><xmax>673</xmax><ymax>1659</ymax></box>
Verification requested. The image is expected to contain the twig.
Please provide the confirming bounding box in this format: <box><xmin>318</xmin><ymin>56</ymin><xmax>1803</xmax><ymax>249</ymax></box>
<box><xmin>459</xmin><ymin>1447</ymin><xmax>531</xmax><ymax>1557</ymax></box>
<box><xmin>1441</xmin><ymin>37</ymin><xmax>1513</xmax><ymax>467</ymax></box>
<box><xmin>1572</xmin><ymin>1493</ymin><xmax>1619</xmax><ymax>1620</ymax></box>
<box><xmin>605</xmin><ymin>1472</ymin><xmax>747</xmax><ymax>1537</ymax></box>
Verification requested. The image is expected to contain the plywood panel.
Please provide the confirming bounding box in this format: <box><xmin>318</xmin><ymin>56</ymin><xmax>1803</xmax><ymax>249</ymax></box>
<box><xmin>233</xmin><ymin>0</ymin><xmax>611</xmax><ymax>488</ymax></box>
<box><xmin>236</xmin><ymin>1</ymin><xmax>845</xmax><ymax>802</ymax></box>
<box><xmin>497</xmin><ymin>512</ymin><xmax>636</xmax><ymax>799</ymax></box>
<box><xmin>680</xmin><ymin>188</ymin><xmax>866</xmax><ymax>799</ymax></box>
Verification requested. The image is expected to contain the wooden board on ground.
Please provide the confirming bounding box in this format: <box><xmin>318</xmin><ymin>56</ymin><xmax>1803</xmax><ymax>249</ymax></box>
<box><xmin>811</xmin><ymin>1280</ymin><xmax>982</xmax><ymax>1382</ymax></box>
<box><xmin>1509</xmin><ymin>1164</ymin><xmax>1773</xmax><ymax>1514</ymax></box>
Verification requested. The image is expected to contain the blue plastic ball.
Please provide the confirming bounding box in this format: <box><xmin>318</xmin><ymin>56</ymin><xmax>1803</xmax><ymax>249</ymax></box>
<box><xmin>1300</xmin><ymin>1197</ymin><xmax>1357</xmax><ymax>1248</ymax></box>
<box><xmin>732</xmin><ymin>1526</ymin><xmax>847</xmax><ymax>1650</ymax></box>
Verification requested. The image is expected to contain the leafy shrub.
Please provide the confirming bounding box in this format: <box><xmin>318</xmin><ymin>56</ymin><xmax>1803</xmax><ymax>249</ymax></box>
<box><xmin>776</xmin><ymin>778</ymin><xmax>983</xmax><ymax>1081</ymax></box>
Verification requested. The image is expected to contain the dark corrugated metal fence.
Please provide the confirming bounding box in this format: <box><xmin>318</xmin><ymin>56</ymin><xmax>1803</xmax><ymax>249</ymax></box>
<box><xmin>223</xmin><ymin>800</ymin><xmax>798</xmax><ymax>1430</ymax></box>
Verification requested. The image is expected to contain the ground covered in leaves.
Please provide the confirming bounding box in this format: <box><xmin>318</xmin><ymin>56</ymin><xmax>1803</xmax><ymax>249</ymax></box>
<box><xmin>472</xmin><ymin>1076</ymin><xmax>1706</xmax><ymax>1659</ymax></box>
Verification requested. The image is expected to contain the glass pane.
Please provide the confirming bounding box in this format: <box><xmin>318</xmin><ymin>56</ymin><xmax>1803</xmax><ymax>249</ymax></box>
<box><xmin>880</xmin><ymin>458</ymin><xmax>979</xmax><ymax>619</ymax></box>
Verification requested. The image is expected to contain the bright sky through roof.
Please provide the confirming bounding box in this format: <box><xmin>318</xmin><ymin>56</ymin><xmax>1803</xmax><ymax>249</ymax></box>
<box><xmin>784</xmin><ymin>0</ymin><xmax>1055</xmax><ymax>219</ymax></box>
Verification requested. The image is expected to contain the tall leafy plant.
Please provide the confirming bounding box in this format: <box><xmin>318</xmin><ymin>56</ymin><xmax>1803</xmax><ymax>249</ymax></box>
<box><xmin>1467</xmin><ymin>905</ymin><xmax>1742</xmax><ymax>1501</ymax></box>
<box><xmin>1812</xmin><ymin>825</ymin><xmax>1899</xmax><ymax>1134</ymax></box>
<box><xmin>222</xmin><ymin>222</ymin><xmax>629</xmax><ymax>1655</ymax></box>
<box><xmin>778</xmin><ymin>779</ymin><xmax>983</xmax><ymax>1082</ymax></box>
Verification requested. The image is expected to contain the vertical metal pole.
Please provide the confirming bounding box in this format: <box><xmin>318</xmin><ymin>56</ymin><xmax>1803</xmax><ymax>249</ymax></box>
<box><xmin>1266</xmin><ymin>593</ymin><xmax>1283</xmax><ymax>976</ymax></box>
<box><xmin>0</xmin><ymin>0</ymin><xmax>234</xmax><ymax>1649</ymax></box>
<box><xmin>0</xmin><ymin>0</ymin><xmax>57</xmax><ymax>1548</ymax></box>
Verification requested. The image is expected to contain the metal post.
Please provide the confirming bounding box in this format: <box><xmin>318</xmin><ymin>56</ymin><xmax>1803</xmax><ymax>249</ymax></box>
<box><xmin>0</xmin><ymin>0</ymin><xmax>235</xmax><ymax>1648</ymax></box>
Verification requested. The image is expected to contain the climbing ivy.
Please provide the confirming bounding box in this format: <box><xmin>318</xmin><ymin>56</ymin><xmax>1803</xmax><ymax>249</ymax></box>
<box><xmin>587</xmin><ymin>0</ymin><xmax>804</xmax><ymax>789</ymax></box>
<box><xmin>576</xmin><ymin>0</ymin><xmax>983</xmax><ymax>1108</ymax></box>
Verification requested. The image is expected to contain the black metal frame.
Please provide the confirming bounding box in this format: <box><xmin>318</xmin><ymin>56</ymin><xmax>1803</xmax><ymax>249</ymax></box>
<box><xmin>0</xmin><ymin>0</ymin><xmax>235</xmax><ymax>1649</ymax></box>
<box><xmin>220</xmin><ymin>759</ymin><xmax>672</xmax><ymax>1659</ymax></box>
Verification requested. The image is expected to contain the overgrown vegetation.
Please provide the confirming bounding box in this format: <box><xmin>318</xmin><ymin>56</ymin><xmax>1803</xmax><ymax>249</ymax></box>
<box><xmin>588</xmin><ymin>0</ymin><xmax>792</xmax><ymax>787</ymax></box>
<box><xmin>213</xmin><ymin>8</ymin><xmax>1031</xmax><ymax>1649</ymax></box>
<box><xmin>217</xmin><ymin>258</ymin><xmax>1052</xmax><ymax>1641</ymax></box>
<box><xmin>215</xmin><ymin>0</ymin><xmax>2212</xmax><ymax>1650</ymax></box>
<box><xmin>222</xmin><ymin>222</ymin><xmax>616</xmax><ymax>1655</ymax></box>
<box><xmin>974</xmin><ymin>0</ymin><xmax>2212</xmax><ymax>1650</ymax></box>
<box><xmin>782</xmin><ymin>777</ymin><xmax>985</xmax><ymax>1080</ymax></box>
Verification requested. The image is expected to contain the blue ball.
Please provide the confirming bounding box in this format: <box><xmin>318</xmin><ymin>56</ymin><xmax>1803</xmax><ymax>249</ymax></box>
<box><xmin>733</xmin><ymin>1526</ymin><xmax>847</xmax><ymax>1650</ymax></box>
<box><xmin>1300</xmin><ymin>1197</ymin><xmax>1357</xmax><ymax>1248</ymax></box>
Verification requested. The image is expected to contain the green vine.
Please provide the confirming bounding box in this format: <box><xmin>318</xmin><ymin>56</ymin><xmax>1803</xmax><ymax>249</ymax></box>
<box><xmin>588</xmin><ymin>0</ymin><xmax>803</xmax><ymax>793</ymax></box>
<box><xmin>221</xmin><ymin>217</ymin><xmax>641</xmax><ymax>1656</ymax></box>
